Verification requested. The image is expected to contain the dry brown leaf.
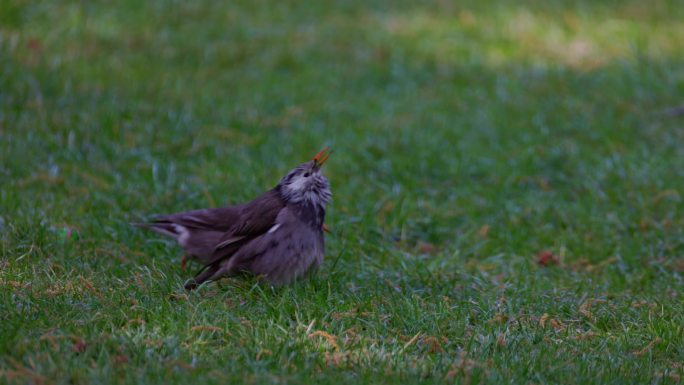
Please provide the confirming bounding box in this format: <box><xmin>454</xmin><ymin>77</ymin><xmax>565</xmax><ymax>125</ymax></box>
<box><xmin>127</xmin><ymin>318</ymin><xmax>145</xmax><ymax>326</ymax></box>
<box><xmin>633</xmin><ymin>338</ymin><xmax>662</xmax><ymax>356</ymax></box>
<box><xmin>169</xmin><ymin>293</ymin><xmax>189</xmax><ymax>301</ymax></box>
<box><xmin>132</xmin><ymin>272</ymin><xmax>145</xmax><ymax>287</ymax></box>
<box><xmin>256</xmin><ymin>349</ymin><xmax>272</xmax><ymax>361</ymax></box>
<box><xmin>169</xmin><ymin>360</ymin><xmax>194</xmax><ymax>370</ymax></box>
<box><xmin>2</xmin><ymin>358</ymin><xmax>48</xmax><ymax>385</ymax></box>
<box><xmin>39</xmin><ymin>334</ymin><xmax>59</xmax><ymax>351</ymax></box>
<box><xmin>417</xmin><ymin>241</ymin><xmax>438</xmax><ymax>255</ymax></box>
<box><xmin>308</xmin><ymin>330</ymin><xmax>340</xmax><ymax>351</ymax></box>
<box><xmin>3</xmin><ymin>280</ymin><xmax>30</xmax><ymax>290</ymax></box>
<box><xmin>667</xmin><ymin>259</ymin><xmax>684</xmax><ymax>273</ymax></box>
<box><xmin>331</xmin><ymin>308</ymin><xmax>369</xmax><ymax>320</ymax></box>
<box><xmin>445</xmin><ymin>351</ymin><xmax>478</xmax><ymax>380</ymax></box>
<box><xmin>585</xmin><ymin>257</ymin><xmax>617</xmax><ymax>272</ymax></box>
<box><xmin>536</xmin><ymin>251</ymin><xmax>559</xmax><ymax>267</ymax></box>
<box><xmin>422</xmin><ymin>336</ymin><xmax>444</xmax><ymax>354</ymax></box>
<box><xmin>342</xmin><ymin>327</ymin><xmax>361</xmax><ymax>347</ymax></box>
<box><xmin>574</xmin><ymin>331</ymin><xmax>599</xmax><ymax>341</ymax></box>
<box><xmin>190</xmin><ymin>325</ymin><xmax>224</xmax><ymax>333</ymax></box>
<box><xmin>631</xmin><ymin>300</ymin><xmax>649</xmax><ymax>308</ymax></box>
<box><xmin>496</xmin><ymin>333</ymin><xmax>507</xmax><ymax>347</ymax></box>
<box><xmin>579</xmin><ymin>298</ymin><xmax>607</xmax><ymax>319</ymax></box>
<box><xmin>539</xmin><ymin>313</ymin><xmax>565</xmax><ymax>331</ymax></box>
<box><xmin>324</xmin><ymin>351</ymin><xmax>350</xmax><ymax>367</ymax></box>
<box><xmin>488</xmin><ymin>313</ymin><xmax>508</xmax><ymax>324</ymax></box>
<box><xmin>72</xmin><ymin>339</ymin><xmax>87</xmax><ymax>353</ymax></box>
<box><xmin>113</xmin><ymin>355</ymin><xmax>129</xmax><ymax>365</ymax></box>
<box><xmin>549</xmin><ymin>319</ymin><xmax>565</xmax><ymax>331</ymax></box>
<box><xmin>539</xmin><ymin>313</ymin><xmax>550</xmax><ymax>327</ymax></box>
<box><xmin>27</xmin><ymin>38</ymin><xmax>42</xmax><ymax>51</ymax></box>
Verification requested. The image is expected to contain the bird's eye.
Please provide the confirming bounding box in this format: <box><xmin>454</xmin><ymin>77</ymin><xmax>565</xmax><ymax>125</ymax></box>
<box><xmin>303</xmin><ymin>172</ymin><xmax>310</xmax><ymax>178</ymax></box>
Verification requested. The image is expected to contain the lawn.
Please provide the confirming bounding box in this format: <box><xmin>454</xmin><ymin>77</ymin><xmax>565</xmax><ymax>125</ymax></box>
<box><xmin>1</xmin><ymin>0</ymin><xmax>684</xmax><ymax>383</ymax></box>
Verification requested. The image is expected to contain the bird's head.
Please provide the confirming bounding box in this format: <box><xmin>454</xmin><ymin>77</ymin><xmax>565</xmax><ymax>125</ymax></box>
<box><xmin>278</xmin><ymin>147</ymin><xmax>332</xmax><ymax>206</ymax></box>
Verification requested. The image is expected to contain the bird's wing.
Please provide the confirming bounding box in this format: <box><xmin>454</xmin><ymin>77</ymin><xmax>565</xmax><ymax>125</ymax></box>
<box><xmin>136</xmin><ymin>205</ymin><xmax>243</xmax><ymax>262</ymax></box>
<box><xmin>205</xmin><ymin>189</ymin><xmax>286</xmax><ymax>262</ymax></box>
<box><xmin>228</xmin><ymin>206</ymin><xmax>324</xmax><ymax>285</ymax></box>
<box><xmin>138</xmin><ymin>190</ymin><xmax>281</xmax><ymax>260</ymax></box>
<box><xmin>228</xmin><ymin>189</ymin><xmax>286</xmax><ymax>236</ymax></box>
<box><xmin>184</xmin><ymin>198</ymin><xmax>288</xmax><ymax>289</ymax></box>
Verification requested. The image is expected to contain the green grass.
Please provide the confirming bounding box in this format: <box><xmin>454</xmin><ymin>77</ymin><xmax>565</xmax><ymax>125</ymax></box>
<box><xmin>2</xmin><ymin>0</ymin><xmax>684</xmax><ymax>383</ymax></box>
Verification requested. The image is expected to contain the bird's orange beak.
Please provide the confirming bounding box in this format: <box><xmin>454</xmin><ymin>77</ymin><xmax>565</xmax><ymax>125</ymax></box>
<box><xmin>312</xmin><ymin>146</ymin><xmax>332</xmax><ymax>167</ymax></box>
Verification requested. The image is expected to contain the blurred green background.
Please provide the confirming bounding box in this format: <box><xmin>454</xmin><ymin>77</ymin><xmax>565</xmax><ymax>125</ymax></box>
<box><xmin>1</xmin><ymin>0</ymin><xmax>683</xmax><ymax>383</ymax></box>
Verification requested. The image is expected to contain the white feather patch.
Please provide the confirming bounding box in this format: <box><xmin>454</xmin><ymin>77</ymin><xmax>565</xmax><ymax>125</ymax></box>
<box><xmin>286</xmin><ymin>175</ymin><xmax>308</xmax><ymax>192</ymax></box>
<box><xmin>268</xmin><ymin>224</ymin><xmax>281</xmax><ymax>234</ymax></box>
<box><xmin>173</xmin><ymin>224</ymin><xmax>190</xmax><ymax>246</ymax></box>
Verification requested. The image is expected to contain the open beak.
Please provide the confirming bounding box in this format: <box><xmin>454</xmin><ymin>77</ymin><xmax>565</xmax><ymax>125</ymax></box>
<box><xmin>312</xmin><ymin>146</ymin><xmax>332</xmax><ymax>167</ymax></box>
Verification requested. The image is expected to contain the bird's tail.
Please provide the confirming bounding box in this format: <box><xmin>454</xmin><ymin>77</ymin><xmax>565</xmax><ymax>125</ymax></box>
<box><xmin>133</xmin><ymin>221</ymin><xmax>182</xmax><ymax>239</ymax></box>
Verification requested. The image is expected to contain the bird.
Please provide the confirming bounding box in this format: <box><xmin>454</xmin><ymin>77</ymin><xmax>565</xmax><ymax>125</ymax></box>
<box><xmin>137</xmin><ymin>147</ymin><xmax>333</xmax><ymax>290</ymax></box>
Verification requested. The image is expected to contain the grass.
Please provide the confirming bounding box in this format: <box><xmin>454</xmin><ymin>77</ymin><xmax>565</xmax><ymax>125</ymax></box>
<box><xmin>1</xmin><ymin>0</ymin><xmax>684</xmax><ymax>383</ymax></box>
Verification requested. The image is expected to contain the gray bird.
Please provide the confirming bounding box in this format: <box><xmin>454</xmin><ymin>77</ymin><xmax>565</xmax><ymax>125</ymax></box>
<box><xmin>138</xmin><ymin>147</ymin><xmax>332</xmax><ymax>289</ymax></box>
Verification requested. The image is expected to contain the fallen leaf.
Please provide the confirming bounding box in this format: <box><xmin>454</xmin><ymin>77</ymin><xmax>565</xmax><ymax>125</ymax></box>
<box><xmin>190</xmin><ymin>325</ymin><xmax>224</xmax><ymax>333</ymax></box>
<box><xmin>539</xmin><ymin>313</ymin><xmax>550</xmax><ymax>327</ymax></box>
<box><xmin>549</xmin><ymin>318</ymin><xmax>564</xmax><ymax>330</ymax></box>
<box><xmin>256</xmin><ymin>349</ymin><xmax>272</xmax><ymax>361</ymax></box>
<box><xmin>27</xmin><ymin>38</ymin><xmax>42</xmax><ymax>51</ymax></box>
<box><xmin>666</xmin><ymin>259</ymin><xmax>684</xmax><ymax>273</ymax></box>
<box><xmin>536</xmin><ymin>251</ymin><xmax>559</xmax><ymax>267</ymax></box>
<box><xmin>496</xmin><ymin>333</ymin><xmax>507</xmax><ymax>347</ymax></box>
<box><xmin>324</xmin><ymin>351</ymin><xmax>350</xmax><ymax>367</ymax></box>
<box><xmin>585</xmin><ymin>257</ymin><xmax>617</xmax><ymax>272</ymax></box>
<box><xmin>574</xmin><ymin>331</ymin><xmax>599</xmax><ymax>341</ymax></box>
<box><xmin>445</xmin><ymin>351</ymin><xmax>478</xmax><ymax>380</ymax></box>
<box><xmin>539</xmin><ymin>313</ymin><xmax>565</xmax><ymax>331</ymax></box>
<box><xmin>169</xmin><ymin>360</ymin><xmax>194</xmax><ymax>370</ymax></box>
<box><xmin>417</xmin><ymin>241</ymin><xmax>438</xmax><ymax>255</ymax></box>
<box><xmin>3</xmin><ymin>358</ymin><xmax>48</xmax><ymax>384</ymax></box>
<box><xmin>308</xmin><ymin>330</ymin><xmax>339</xmax><ymax>351</ymax></box>
<box><xmin>630</xmin><ymin>300</ymin><xmax>649</xmax><ymax>308</ymax></box>
<box><xmin>113</xmin><ymin>355</ymin><xmax>129</xmax><ymax>365</ymax></box>
<box><xmin>657</xmin><ymin>372</ymin><xmax>681</xmax><ymax>382</ymax></box>
<box><xmin>488</xmin><ymin>313</ymin><xmax>508</xmax><ymax>324</ymax></box>
<box><xmin>72</xmin><ymin>339</ymin><xmax>87</xmax><ymax>353</ymax></box>
<box><xmin>127</xmin><ymin>318</ymin><xmax>145</xmax><ymax>326</ymax></box>
<box><xmin>169</xmin><ymin>293</ymin><xmax>189</xmax><ymax>301</ymax></box>
<box><xmin>579</xmin><ymin>298</ymin><xmax>607</xmax><ymax>319</ymax></box>
<box><xmin>421</xmin><ymin>336</ymin><xmax>444</xmax><ymax>354</ymax></box>
<box><xmin>633</xmin><ymin>338</ymin><xmax>662</xmax><ymax>356</ymax></box>
<box><xmin>3</xmin><ymin>280</ymin><xmax>29</xmax><ymax>290</ymax></box>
